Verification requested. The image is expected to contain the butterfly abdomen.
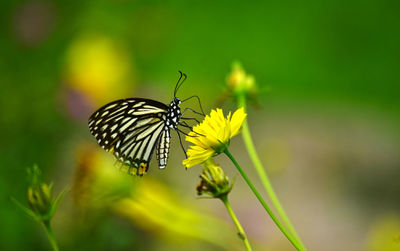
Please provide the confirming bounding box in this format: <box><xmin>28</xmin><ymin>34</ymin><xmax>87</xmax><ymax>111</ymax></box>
<box><xmin>157</xmin><ymin>129</ymin><xmax>170</xmax><ymax>169</ymax></box>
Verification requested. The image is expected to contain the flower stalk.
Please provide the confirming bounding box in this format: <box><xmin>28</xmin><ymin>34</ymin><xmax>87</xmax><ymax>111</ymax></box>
<box><xmin>11</xmin><ymin>165</ymin><xmax>66</xmax><ymax>251</ymax></box>
<box><xmin>220</xmin><ymin>195</ymin><xmax>252</xmax><ymax>251</ymax></box>
<box><xmin>42</xmin><ymin>220</ymin><xmax>59</xmax><ymax>251</ymax></box>
<box><xmin>223</xmin><ymin>148</ymin><xmax>301</xmax><ymax>250</ymax></box>
<box><xmin>196</xmin><ymin>159</ymin><xmax>252</xmax><ymax>251</ymax></box>
<box><xmin>226</xmin><ymin>62</ymin><xmax>306</xmax><ymax>250</ymax></box>
<box><xmin>237</xmin><ymin>93</ymin><xmax>306</xmax><ymax>250</ymax></box>
<box><xmin>182</xmin><ymin>90</ymin><xmax>305</xmax><ymax>249</ymax></box>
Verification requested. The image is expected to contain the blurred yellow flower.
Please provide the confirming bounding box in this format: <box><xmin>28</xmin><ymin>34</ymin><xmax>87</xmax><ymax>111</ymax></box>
<box><xmin>65</xmin><ymin>35</ymin><xmax>133</xmax><ymax>106</ymax></box>
<box><xmin>72</xmin><ymin>143</ymin><xmax>133</xmax><ymax>209</ymax></box>
<box><xmin>71</xmin><ymin>143</ymin><xmax>245</xmax><ymax>250</ymax></box>
<box><xmin>183</xmin><ymin>108</ymin><xmax>247</xmax><ymax>168</ymax></box>
<box><xmin>366</xmin><ymin>214</ymin><xmax>400</xmax><ymax>251</ymax></box>
<box><xmin>226</xmin><ymin>61</ymin><xmax>257</xmax><ymax>95</ymax></box>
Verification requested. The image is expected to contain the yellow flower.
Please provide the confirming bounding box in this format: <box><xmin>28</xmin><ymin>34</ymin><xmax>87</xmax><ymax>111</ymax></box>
<box><xmin>65</xmin><ymin>35</ymin><xmax>134</xmax><ymax>106</ymax></box>
<box><xmin>183</xmin><ymin>107</ymin><xmax>247</xmax><ymax>168</ymax></box>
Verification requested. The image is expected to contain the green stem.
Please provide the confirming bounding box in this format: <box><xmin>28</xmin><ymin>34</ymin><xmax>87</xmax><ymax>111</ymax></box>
<box><xmin>220</xmin><ymin>195</ymin><xmax>253</xmax><ymax>251</ymax></box>
<box><xmin>237</xmin><ymin>93</ymin><xmax>306</xmax><ymax>250</ymax></box>
<box><xmin>223</xmin><ymin>149</ymin><xmax>301</xmax><ymax>250</ymax></box>
<box><xmin>42</xmin><ymin>220</ymin><xmax>59</xmax><ymax>251</ymax></box>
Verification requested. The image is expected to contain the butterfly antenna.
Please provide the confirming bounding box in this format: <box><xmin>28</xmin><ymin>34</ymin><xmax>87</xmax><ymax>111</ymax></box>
<box><xmin>178</xmin><ymin>72</ymin><xmax>187</xmax><ymax>95</ymax></box>
<box><xmin>174</xmin><ymin>71</ymin><xmax>183</xmax><ymax>97</ymax></box>
<box><xmin>174</xmin><ymin>71</ymin><xmax>187</xmax><ymax>97</ymax></box>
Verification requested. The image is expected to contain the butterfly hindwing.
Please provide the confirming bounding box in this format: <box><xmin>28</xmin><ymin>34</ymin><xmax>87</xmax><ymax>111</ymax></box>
<box><xmin>88</xmin><ymin>98</ymin><xmax>169</xmax><ymax>176</ymax></box>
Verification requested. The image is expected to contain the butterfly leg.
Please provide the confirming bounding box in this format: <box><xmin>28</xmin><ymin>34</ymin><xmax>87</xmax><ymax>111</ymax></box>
<box><xmin>178</xmin><ymin>121</ymin><xmax>205</xmax><ymax>137</ymax></box>
<box><xmin>181</xmin><ymin>107</ymin><xmax>204</xmax><ymax>117</ymax></box>
<box><xmin>176</xmin><ymin>130</ymin><xmax>187</xmax><ymax>158</ymax></box>
<box><xmin>180</xmin><ymin>117</ymin><xmax>200</xmax><ymax>124</ymax></box>
<box><xmin>181</xmin><ymin>95</ymin><xmax>206</xmax><ymax>116</ymax></box>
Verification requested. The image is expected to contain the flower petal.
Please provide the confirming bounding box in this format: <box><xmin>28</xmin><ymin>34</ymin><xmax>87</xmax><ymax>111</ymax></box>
<box><xmin>183</xmin><ymin>146</ymin><xmax>214</xmax><ymax>168</ymax></box>
<box><xmin>182</xmin><ymin>107</ymin><xmax>247</xmax><ymax>168</ymax></box>
<box><xmin>230</xmin><ymin>107</ymin><xmax>247</xmax><ymax>137</ymax></box>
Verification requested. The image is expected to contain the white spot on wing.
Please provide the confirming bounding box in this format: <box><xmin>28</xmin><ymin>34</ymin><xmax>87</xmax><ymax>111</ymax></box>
<box><xmin>137</xmin><ymin>137</ymin><xmax>150</xmax><ymax>159</ymax></box>
<box><xmin>137</xmin><ymin>121</ymin><xmax>163</xmax><ymax>140</ymax></box>
<box><xmin>122</xmin><ymin>117</ymin><xmax>131</xmax><ymax>124</ymax></box>
<box><xmin>133</xmin><ymin>102</ymin><xmax>145</xmax><ymax>108</ymax></box>
<box><xmin>110</xmin><ymin>124</ymin><xmax>118</xmax><ymax>132</ymax></box>
<box><xmin>136</xmin><ymin>118</ymin><xmax>157</xmax><ymax>128</ymax></box>
<box><xmin>130</xmin><ymin>109</ymin><xmax>166</xmax><ymax>115</ymax></box>
<box><xmin>105</xmin><ymin>103</ymin><xmax>118</xmax><ymax>110</ymax></box>
<box><xmin>107</xmin><ymin>106</ymin><xmax>127</xmax><ymax>118</ymax></box>
<box><xmin>119</xmin><ymin>118</ymin><xmax>137</xmax><ymax>133</ymax></box>
<box><xmin>143</xmin><ymin>124</ymin><xmax>163</xmax><ymax>159</ymax></box>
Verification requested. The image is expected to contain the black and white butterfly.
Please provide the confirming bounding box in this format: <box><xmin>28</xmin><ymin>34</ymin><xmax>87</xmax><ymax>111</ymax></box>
<box><xmin>88</xmin><ymin>72</ymin><xmax>203</xmax><ymax>176</ymax></box>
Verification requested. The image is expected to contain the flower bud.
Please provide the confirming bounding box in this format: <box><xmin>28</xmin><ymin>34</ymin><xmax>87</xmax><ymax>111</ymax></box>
<box><xmin>27</xmin><ymin>183</ymin><xmax>53</xmax><ymax>216</ymax></box>
<box><xmin>196</xmin><ymin>159</ymin><xmax>232</xmax><ymax>199</ymax></box>
<box><xmin>226</xmin><ymin>61</ymin><xmax>257</xmax><ymax>96</ymax></box>
<box><xmin>26</xmin><ymin>165</ymin><xmax>54</xmax><ymax>218</ymax></box>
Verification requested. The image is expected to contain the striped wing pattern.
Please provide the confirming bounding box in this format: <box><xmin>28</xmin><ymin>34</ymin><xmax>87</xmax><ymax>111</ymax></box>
<box><xmin>88</xmin><ymin>98</ymin><xmax>169</xmax><ymax>176</ymax></box>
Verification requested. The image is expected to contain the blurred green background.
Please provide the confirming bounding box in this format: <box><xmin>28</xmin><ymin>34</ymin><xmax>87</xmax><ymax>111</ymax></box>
<box><xmin>1</xmin><ymin>0</ymin><xmax>400</xmax><ymax>250</ymax></box>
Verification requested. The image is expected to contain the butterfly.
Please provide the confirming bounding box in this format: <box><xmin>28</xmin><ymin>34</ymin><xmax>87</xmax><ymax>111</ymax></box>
<box><xmin>88</xmin><ymin>72</ymin><xmax>204</xmax><ymax>176</ymax></box>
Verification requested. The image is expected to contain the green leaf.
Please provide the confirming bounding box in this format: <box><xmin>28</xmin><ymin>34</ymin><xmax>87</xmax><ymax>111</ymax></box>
<box><xmin>10</xmin><ymin>196</ymin><xmax>40</xmax><ymax>222</ymax></box>
<box><xmin>49</xmin><ymin>187</ymin><xmax>68</xmax><ymax>218</ymax></box>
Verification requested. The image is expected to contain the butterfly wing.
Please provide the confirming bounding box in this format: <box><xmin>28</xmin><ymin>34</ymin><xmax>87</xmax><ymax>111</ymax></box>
<box><xmin>88</xmin><ymin>98</ymin><xmax>169</xmax><ymax>176</ymax></box>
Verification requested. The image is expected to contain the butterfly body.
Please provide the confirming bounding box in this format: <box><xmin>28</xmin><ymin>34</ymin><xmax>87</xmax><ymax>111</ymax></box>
<box><xmin>88</xmin><ymin>97</ymin><xmax>182</xmax><ymax>176</ymax></box>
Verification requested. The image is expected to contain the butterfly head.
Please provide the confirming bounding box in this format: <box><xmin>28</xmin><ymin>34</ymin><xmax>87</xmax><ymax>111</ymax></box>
<box><xmin>172</xmin><ymin>97</ymin><xmax>181</xmax><ymax>105</ymax></box>
<box><xmin>166</xmin><ymin>97</ymin><xmax>181</xmax><ymax>129</ymax></box>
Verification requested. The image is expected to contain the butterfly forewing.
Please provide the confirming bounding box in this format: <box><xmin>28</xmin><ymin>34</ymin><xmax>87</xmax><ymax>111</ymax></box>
<box><xmin>88</xmin><ymin>98</ymin><xmax>169</xmax><ymax>176</ymax></box>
